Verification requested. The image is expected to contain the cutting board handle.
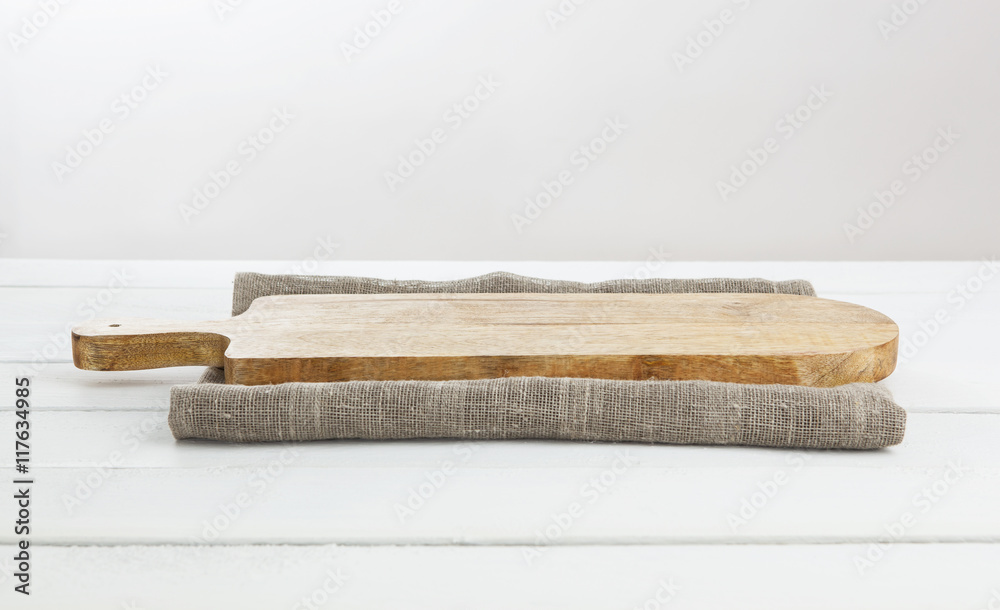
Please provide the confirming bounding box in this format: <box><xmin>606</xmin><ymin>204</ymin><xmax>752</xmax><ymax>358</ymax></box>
<box><xmin>72</xmin><ymin>318</ymin><xmax>229</xmax><ymax>371</ymax></box>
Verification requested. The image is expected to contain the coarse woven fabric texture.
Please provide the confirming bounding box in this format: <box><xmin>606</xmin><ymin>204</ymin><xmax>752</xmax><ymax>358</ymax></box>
<box><xmin>168</xmin><ymin>271</ymin><xmax>906</xmax><ymax>449</ymax></box>
<box><xmin>170</xmin><ymin>368</ymin><xmax>905</xmax><ymax>449</ymax></box>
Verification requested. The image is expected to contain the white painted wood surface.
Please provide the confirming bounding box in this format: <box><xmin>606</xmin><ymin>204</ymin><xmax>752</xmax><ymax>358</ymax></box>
<box><xmin>0</xmin><ymin>259</ymin><xmax>998</xmax><ymax>608</ymax></box>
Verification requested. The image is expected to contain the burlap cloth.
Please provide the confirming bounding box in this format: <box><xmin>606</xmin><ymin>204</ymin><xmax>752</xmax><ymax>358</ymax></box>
<box><xmin>168</xmin><ymin>272</ymin><xmax>906</xmax><ymax>449</ymax></box>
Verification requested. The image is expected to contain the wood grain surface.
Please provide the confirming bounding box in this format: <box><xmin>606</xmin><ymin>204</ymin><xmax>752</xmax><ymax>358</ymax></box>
<box><xmin>71</xmin><ymin>293</ymin><xmax>899</xmax><ymax>386</ymax></box>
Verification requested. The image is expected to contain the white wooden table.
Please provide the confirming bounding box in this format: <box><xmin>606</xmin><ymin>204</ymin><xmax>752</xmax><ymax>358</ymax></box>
<box><xmin>1</xmin><ymin>260</ymin><xmax>999</xmax><ymax>609</ymax></box>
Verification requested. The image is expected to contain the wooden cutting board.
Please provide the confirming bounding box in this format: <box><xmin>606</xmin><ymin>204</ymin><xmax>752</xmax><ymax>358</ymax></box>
<box><xmin>71</xmin><ymin>293</ymin><xmax>898</xmax><ymax>387</ymax></box>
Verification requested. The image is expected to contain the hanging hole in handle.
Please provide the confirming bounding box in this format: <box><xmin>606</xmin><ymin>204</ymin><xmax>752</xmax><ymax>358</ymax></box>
<box><xmin>109</xmin><ymin>324</ymin><xmax>121</xmax><ymax>327</ymax></box>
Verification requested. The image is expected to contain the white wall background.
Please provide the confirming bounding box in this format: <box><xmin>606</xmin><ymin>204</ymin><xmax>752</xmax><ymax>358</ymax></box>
<box><xmin>1</xmin><ymin>0</ymin><xmax>997</xmax><ymax>261</ymax></box>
